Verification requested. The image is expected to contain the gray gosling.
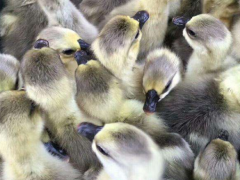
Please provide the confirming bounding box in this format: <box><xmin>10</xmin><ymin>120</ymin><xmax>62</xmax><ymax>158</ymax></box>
<box><xmin>142</xmin><ymin>48</ymin><xmax>182</xmax><ymax>114</ymax></box>
<box><xmin>194</xmin><ymin>130</ymin><xmax>240</xmax><ymax>180</ymax></box>
<box><xmin>21</xmin><ymin>46</ymin><xmax>101</xmax><ymax>175</ymax></box>
<box><xmin>0</xmin><ymin>0</ymin><xmax>97</xmax><ymax>60</ymax></box>
<box><xmin>183</xmin><ymin>14</ymin><xmax>237</xmax><ymax>78</ymax></box>
<box><xmin>94</xmin><ymin>123</ymin><xmax>165</xmax><ymax>180</ymax></box>
<box><xmin>98</xmin><ymin>0</ymin><xmax>178</xmax><ymax>60</ymax></box>
<box><xmin>0</xmin><ymin>91</ymin><xmax>82</xmax><ymax>180</ymax></box>
<box><xmin>35</xmin><ymin>26</ymin><xmax>82</xmax><ymax>76</ymax></box>
<box><xmin>157</xmin><ymin>64</ymin><xmax>240</xmax><ymax>155</ymax></box>
<box><xmin>76</xmin><ymin>12</ymin><xmax>195</xmax><ymax>180</ymax></box>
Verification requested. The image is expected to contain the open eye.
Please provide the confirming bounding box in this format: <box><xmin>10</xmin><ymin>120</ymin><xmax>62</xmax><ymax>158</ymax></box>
<box><xmin>96</xmin><ymin>145</ymin><xmax>109</xmax><ymax>157</ymax></box>
<box><xmin>62</xmin><ymin>49</ymin><xmax>75</xmax><ymax>55</ymax></box>
<box><xmin>186</xmin><ymin>28</ymin><xmax>196</xmax><ymax>37</ymax></box>
<box><xmin>135</xmin><ymin>29</ymin><xmax>140</xmax><ymax>39</ymax></box>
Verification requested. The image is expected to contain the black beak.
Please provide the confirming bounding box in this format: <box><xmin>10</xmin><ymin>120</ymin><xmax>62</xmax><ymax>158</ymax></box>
<box><xmin>78</xmin><ymin>122</ymin><xmax>103</xmax><ymax>142</ymax></box>
<box><xmin>218</xmin><ymin>130</ymin><xmax>229</xmax><ymax>141</ymax></box>
<box><xmin>132</xmin><ymin>10</ymin><xmax>150</xmax><ymax>29</ymax></box>
<box><xmin>74</xmin><ymin>50</ymin><xmax>91</xmax><ymax>65</ymax></box>
<box><xmin>44</xmin><ymin>141</ymin><xmax>69</xmax><ymax>161</ymax></box>
<box><xmin>78</xmin><ymin>39</ymin><xmax>96</xmax><ymax>59</ymax></box>
<box><xmin>143</xmin><ymin>90</ymin><xmax>160</xmax><ymax>114</ymax></box>
<box><xmin>34</xmin><ymin>39</ymin><xmax>49</xmax><ymax>49</ymax></box>
<box><xmin>172</xmin><ymin>16</ymin><xmax>190</xmax><ymax>27</ymax></box>
<box><xmin>78</xmin><ymin>39</ymin><xmax>91</xmax><ymax>51</ymax></box>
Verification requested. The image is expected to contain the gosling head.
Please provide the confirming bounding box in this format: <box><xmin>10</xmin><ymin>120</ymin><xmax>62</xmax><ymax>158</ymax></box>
<box><xmin>178</xmin><ymin>14</ymin><xmax>232</xmax><ymax>55</ymax></box>
<box><xmin>194</xmin><ymin>130</ymin><xmax>238</xmax><ymax>180</ymax></box>
<box><xmin>0</xmin><ymin>91</ymin><xmax>43</xmax><ymax>160</ymax></box>
<box><xmin>91</xmin><ymin>122</ymin><xmax>164</xmax><ymax>180</ymax></box>
<box><xmin>143</xmin><ymin>48</ymin><xmax>182</xmax><ymax>114</ymax></box>
<box><xmin>92</xmin><ymin>11</ymin><xmax>149</xmax><ymax>78</ymax></box>
<box><xmin>21</xmin><ymin>46</ymin><xmax>73</xmax><ymax>110</ymax></box>
<box><xmin>36</xmin><ymin>27</ymin><xmax>81</xmax><ymax>61</ymax></box>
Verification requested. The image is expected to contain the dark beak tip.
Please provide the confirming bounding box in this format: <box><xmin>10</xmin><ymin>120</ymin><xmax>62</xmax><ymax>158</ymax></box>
<box><xmin>132</xmin><ymin>10</ymin><xmax>150</xmax><ymax>29</ymax></box>
<box><xmin>78</xmin><ymin>39</ymin><xmax>90</xmax><ymax>50</ymax></box>
<box><xmin>77</xmin><ymin>122</ymin><xmax>103</xmax><ymax>141</ymax></box>
<box><xmin>74</xmin><ymin>50</ymin><xmax>89</xmax><ymax>65</ymax></box>
<box><xmin>143</xmin><ymin>104</ymin><xmax>156</xmax><ymax>114</ymax></box>
<box><xmin>172</xmin><ymin>16</ymin><xmax>190</xmax><ymax>27</ymax></box>
<box><xmin>143</xmin><ymin>107</ymin><xmax>155</xmax><ymax>115</ymax></box>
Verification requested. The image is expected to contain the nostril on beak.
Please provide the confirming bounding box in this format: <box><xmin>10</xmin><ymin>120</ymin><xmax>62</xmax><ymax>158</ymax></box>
<box><xmin>172</xmin><ymin>16</ymin><xmax>190</xmax><ymax>27</ymax></box>
<box><xmin>34</xmin><ymin>39</ymin><xmax>49</xmax><ymax>49</ymax></box>
<box><xmin>132</xmin><ymin>10</ymin><xmax>150</xmax><ymax>29</ymax></box>
<box><xmin>74</xmin><ymin>50</ymin><xmax>89</xmax><ymax>65</ymax></box>
<box><xmin>78</xmin><ymin>39</ymin><xmax>90</xmax><ymax>51</ymax></box>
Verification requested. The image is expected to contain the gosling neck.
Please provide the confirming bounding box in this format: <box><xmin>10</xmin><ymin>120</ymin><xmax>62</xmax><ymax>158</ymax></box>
<box><xmin>128</xmin><ymin>149</ymin><xmax>164</xmax><ymax>180</ymax></box>
<box><xmin>187</xmin><ymin>40</ymin><xmax>232</xmax><ymax>76</ymax></box>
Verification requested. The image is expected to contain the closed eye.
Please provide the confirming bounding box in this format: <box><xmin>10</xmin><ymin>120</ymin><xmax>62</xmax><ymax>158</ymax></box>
<box><xmin>96</xmin><ymin>144</ymin><xmax>109</xmax><ymax>157</ymax></box>
<box><xmin>29</xmin><ymin>101</ymin><xmax>37</xmax><ymax>116</ymax></box>
<box><xmin>162</xmin><ymin>79</ymin><xmax>173</xmax><ymax>94</ymax></box>
<box><xmin>62</xmin><ymin>49</ymin><xmax>76</xmax><ymax>55</ymax></box>
<box><xmin>14</xmin><ymin>78</ymin><xmax>19</xmax><ymax>90</ymax></box>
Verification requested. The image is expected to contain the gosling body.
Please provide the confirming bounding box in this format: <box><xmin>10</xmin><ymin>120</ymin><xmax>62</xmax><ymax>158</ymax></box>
<box><xmin>0</xmin><ymin>91</ymin><xmax>82</xmax><ymax>180</ymax></box>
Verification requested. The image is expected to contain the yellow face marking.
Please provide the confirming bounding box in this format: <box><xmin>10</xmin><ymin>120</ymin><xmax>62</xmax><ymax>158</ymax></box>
<box><xmin>122</xmin><ymin>16</ymin><xmax>140</xmax><ymax>38</ymax></box>
<box><xmin>64</xmin><ymin>32</ymin><xmax>81</xmax><ymax>51</ymax></box>
<box><xmin>144</xmin><ymin>80</ymin><xmax>165</xmax><ymax>95</ymax></box>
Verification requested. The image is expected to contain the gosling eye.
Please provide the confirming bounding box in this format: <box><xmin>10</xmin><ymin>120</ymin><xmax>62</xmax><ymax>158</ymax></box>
<box><xmin>14</xmin><ymin>77</ymin><xmax>19</xmax><ymax>90</ymax></box>
<box><xmin>62</xmin><ymin>49</ymin><xmax>76</xmax><ymax>55</ymax></box>
<box><xmin>96</xmin><ymin>145</ymin><xmax>109</xmax><ymax>157</ymax></box>
<box><xmin>187</xmin><ymin>28</ymin><xmax>196</xmax><ymax>37</ymax></box>
<box><xmin>29</xmin><ymin>101</ymin><xmax>37</xmax><ymax>116</ymax></box>
<box><xmin>135</xmin><ymin>30</ymin><xmax>140</xmax><ymax>39</ymax></box>
<box><xmin>162</xmin><ymin>79</ymin><xmax>173</xmax><ymax>94</ymax></box>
